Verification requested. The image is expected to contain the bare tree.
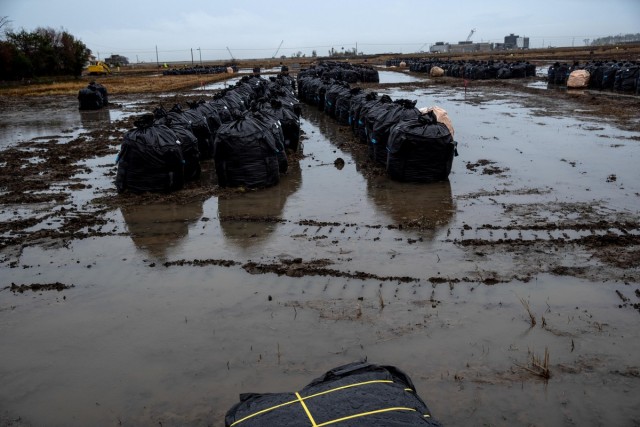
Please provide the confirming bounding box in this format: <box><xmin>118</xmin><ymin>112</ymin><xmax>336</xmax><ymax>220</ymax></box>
<box><xmin>0</xmin><ymin>16</ymin><xmax>12</xmax><ymax>39</ymax></box>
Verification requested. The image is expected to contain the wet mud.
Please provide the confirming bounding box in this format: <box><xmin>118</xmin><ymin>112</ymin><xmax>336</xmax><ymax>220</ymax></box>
<box><xmin>1</xmin><ymin>72</ymin><xmax>639</xmax><ymax>426</ymax></box>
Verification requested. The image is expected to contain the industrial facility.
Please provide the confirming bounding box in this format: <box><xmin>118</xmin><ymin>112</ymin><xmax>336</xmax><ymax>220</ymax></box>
<box><xmin>429</xmin><ymin>31</ymin><xmax>529</xmax><ymax>53</ymax></box>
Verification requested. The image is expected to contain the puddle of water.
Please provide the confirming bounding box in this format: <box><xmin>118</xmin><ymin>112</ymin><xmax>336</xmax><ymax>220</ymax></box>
<box><xmin>0</xmin><ymin>98</ymin><xmax>136</xmax><ymax>150</ymax></box>
<box><xmin>377</xmin><ymin>70</ymin><xmax>427</xmax><ymax>84</ymax></box>
<box><xmin>198</xmin><ymin>77</ymin><xmax>241</xmax><ymax>91</ymax></box>
<box><xmin>526</xmin><ymin>80</ymin><xmax>551</xmax><ymax>89</ymax></box>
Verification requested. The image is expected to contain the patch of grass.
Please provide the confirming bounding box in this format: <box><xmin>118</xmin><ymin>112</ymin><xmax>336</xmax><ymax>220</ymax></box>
<box><xmin>518</xmin><ymin>296</ymin><xmax>537</xmax><ymax>327</ymax></box>
<box><xmin>0</xmin><ymin>72</ymin><xmax>233</xmax><ymax>96</ymax></box>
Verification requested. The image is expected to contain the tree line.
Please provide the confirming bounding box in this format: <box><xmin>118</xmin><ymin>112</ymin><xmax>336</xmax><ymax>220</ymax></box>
<box><xmin>1</xmin><ymin>19</ymin><xmax>90</xmax><ymax>81</ymax></box>
<box><xmin>591</xmin><ymin>33</ymin><xmax>640</xmax><ymax>46</ymax></box>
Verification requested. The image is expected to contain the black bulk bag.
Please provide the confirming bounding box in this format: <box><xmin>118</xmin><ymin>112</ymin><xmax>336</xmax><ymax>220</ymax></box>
<box><xmin>601</xmin><ymin>64</ymin><xmax>618</xmax><ymax>89</ymax></box>
<box><xmin>153</xmin><ymin>107</ymin><xmax>201</xmax><ymax>182</ymax></box>
<box><xmin>497</xmin><ymin>67</ymin><xmax>512</xmax><ymax>79</ymax></box>
<box><xmin>267</xmin><ymin>85</ymin><xmax>302</xmax><ymax>118</ymax></box>
<box><xmin>324</xmin><ymin>82</ymin><xmax>350</xmax><ymax>118</ymax></box>
<box><xmin>336</xmin><ymin>87</ymin><xmax>362</xmax><ymax>126</ymax></box>
<box><xmin>209</xmin><ymin>98</ymin><xmax>234</xmax><ymax>123</ymax></box>
<box><xmin>295</xmin><ymin>76</ymin><xmax>314</xmax><ymax>104</ymax></box>
<box><xmin>115</xmin><ymin>114</ymin><xmax>185</xmax><ymax>193</ymax></box>
<box><xmin>352</xmin><ymin>92</ymin><xmax>380</xmax><ymax>141</ymax></box>
<box><xmin>510</xmin><ymin>63</ymin><xmax>527</xmax><ymax>78</ymax></box>
<box><xmin>619</xmin><ymin>66</ymin><xmax>639</xmax><ymax>92</ymax></box>
<box><xmin>168</xmin><ymin>123</ymin><xmax>200</xmax><ymax>181</ymax></box>
<box><xmin>260</xmin><ymin>99</ymin><xmax>301</xmax><ymax>153</ymax></box>
<box><xmin>218</xmin><ymin>88</ymin><xmax>249</xmax><ymax>113</ymax></box>
<box><xmin>315</xmin><ymin>79</ymin><xmax>332</xmax><ymax>112</ymax></box>
<box><xmin>225</xmin><ymin>361</ymin><xmax>441</xmax><ymax>427</ymax></box>
<box><xmin>547</xmin><ymin>65</ymin><xmax>556</xmax><ymax>83</ymax></box>
<box><xmin>362</xmin><ymin>94</ymin><xmax>394</xmax><ymax>145</ymax></box>
<box><xmin>587</xmin><ymin>64</ymin><xmax>605</xmax><ymax>89</ymax></box>
<box><xmin>213</xmin><ymin>112</ymin><xmax>280</xmax><ymax>189</ymax></box>
<box><xmin>341</xmin><ymin>69</ymin><xmax>360</xmax><ymax>83</ymax></box>
<box><xmin>387</xmin><ymin>111</ymin><xmax>457</xmax><ymax>183</ymax></box>
<box><xmin>78</xmin><ymin>87</ymin><xmax>103</xmax><ymax>110</ymax></box>
<box><xmin>360</xmin><ymin>66</ymin><xmax>380</xmax><ymax>83</ymax></box>
<box><xmin>304</xmin><ymin>77</ymin><xmax>326</xmax><ymax>107</ymax></box>
<box><xmin>251</xmin><ymin>108</ymin><xmax>288</xmax><ymax>174</ymax></box>
<box><xmin>554</xmin><ymin>64</ymin><xmax>569</xmax><ymax>85</ymax></box>
<box><xmin>78</xmin><ymin>81</ymin><xmax>109</xmax><ymax>110</ymax></box>
<box><xmin>348</xmin><ymin>90</ymin><xmax>372</xmax><ymax>133</ymax></box>
<box><xmin>370</xmin><ymin>99</ymin><xmax>420</xmax><ymax>165</ymax></box>
<box><xmin>93</xmin><ymin>82</ymin><xmax>108</xmax><ymax>105</ymax></box>
<box><xmin>192</xmin><ymin>100</ymin><xmax>223</xmax><ymax>137</ymax></box>
<box><xmin>172</xmin><ymin>104</ymin><xmax>215</xmax><ymax>160</ymax></box>
<box><xmin>275</xmin><ymin>73</ymin><xmax>296</xmax><ymax>91</ymax></box>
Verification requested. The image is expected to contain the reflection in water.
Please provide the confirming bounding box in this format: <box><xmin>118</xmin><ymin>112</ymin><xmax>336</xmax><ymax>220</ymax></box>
<box><xmin>120</xmin><ymin>202</ymin><xmax>203</xmax><ymax>260</ymax></box>
<box><xmin>366</xmin><ymin>177</ymin><xmax>454</xmax><ymax>238</ymax></box>
<box><xmin>218</xmin><ymin>163</ymin><xmax>302</xmax><ymax>249</ymax></box>
<box><xmin>79</xmin><ymin>108</ymin><xmax>112</xmax><ymax>130</ymax></box>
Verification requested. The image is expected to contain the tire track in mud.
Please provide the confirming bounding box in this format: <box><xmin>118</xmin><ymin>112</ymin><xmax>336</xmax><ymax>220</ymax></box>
<box><xmin>155</xmin><ymin>255</ymin><xmax>528</xmax><ymax>285</ymax></box>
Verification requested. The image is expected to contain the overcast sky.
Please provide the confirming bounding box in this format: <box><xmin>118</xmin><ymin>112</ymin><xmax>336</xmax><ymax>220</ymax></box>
<box><xmin>2</xmin><ymin>0</ymin><xmax>639</xmax><ymax>63</ymax></box>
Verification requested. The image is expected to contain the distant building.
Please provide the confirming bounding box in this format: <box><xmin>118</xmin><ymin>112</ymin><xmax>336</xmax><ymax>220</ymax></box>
<box><xmin>504</xmin><ymin>33</ymin><xmax>529</xmax><ymax>49</ymax></box>
<box><xmin>105</xmin><ymin>54</ymin><xmax>129</xmax><ymax>66</ymax></box>
<box><xmin>430</xmin><ymin>42</ymin><xmax>450</xmax><ymax>53</ymax></box>
<box><xmin>449</xmin><ymin>41</ymin><xmax>493</xmax><ymax>54</ymax></box>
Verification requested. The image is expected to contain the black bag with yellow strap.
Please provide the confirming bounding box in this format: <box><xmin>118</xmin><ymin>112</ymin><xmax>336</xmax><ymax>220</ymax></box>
<box><xmin>225</xmin><ymin>361</ymin><xmax>441</xmax><ymax>426</ymax></box>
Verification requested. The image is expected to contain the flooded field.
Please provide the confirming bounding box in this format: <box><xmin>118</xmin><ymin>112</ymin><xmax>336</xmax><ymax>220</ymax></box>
<box><xmin>1</xmin><ymin>71</ymin><xmax>639</xmax><ymax>426</ymax></box>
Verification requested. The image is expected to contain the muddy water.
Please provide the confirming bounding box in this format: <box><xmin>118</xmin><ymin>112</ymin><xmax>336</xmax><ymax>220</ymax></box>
<box><xmin>0</xmin><ymin>97</ymin><xmax>139</xmax><ymax>150</ymax></box>
<box><xmin>1</xmin><ymin>76</ymin><xmax>640</xmax><ymax>426</ymax></box>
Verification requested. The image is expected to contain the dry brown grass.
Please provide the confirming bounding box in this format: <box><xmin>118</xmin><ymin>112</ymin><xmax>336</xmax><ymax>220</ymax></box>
<box><xmin>0</xmin><ymin>71</ymin><xmax>234</xmax><ymax>97</ymax></box>
<box><xmin>518</xmin><ymin>296</ymin><xmax>537</xmax><ymax>328</ymax></box>
<box><xmin>527</xmin><ymin>347</ymin><xmax>551</xmax><ymax>379</ymax></box>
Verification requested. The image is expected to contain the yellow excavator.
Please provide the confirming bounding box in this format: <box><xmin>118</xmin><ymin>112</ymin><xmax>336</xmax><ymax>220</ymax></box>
<box><xmin>87</xmin><ymin>61</ymin><xmax>111</xmax><ymax>76</ymax></box>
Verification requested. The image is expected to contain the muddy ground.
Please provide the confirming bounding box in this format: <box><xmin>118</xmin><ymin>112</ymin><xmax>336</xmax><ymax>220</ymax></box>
<box><xmin>0</xmin><ymin>69</ymin><xmax>639</xmax><ymax>426</ymax></box>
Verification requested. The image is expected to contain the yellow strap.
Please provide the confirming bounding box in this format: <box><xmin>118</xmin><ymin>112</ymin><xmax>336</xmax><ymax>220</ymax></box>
<box><xmin>296</xmin><ymin>392</ymin><xmax>318</xmax><ymax>426</ymax></box>
<box><xmin>229</xmin><ymin>398</ymin><xmax>299</xmax><ymax>426</ymax></box>
<box><xmin>315</xmin><ymin>407</ymin><xmax>417</xmax><ymax>426</ymax></box>
<box><xmin>230</xmin><ymin>379</ymin><xmax>396</xmax><ymax>426</ymax></box>
<box><xmin>303</xmin><ymin>380</ymin><xmax>394</xmax><ymax>400</ymax></box>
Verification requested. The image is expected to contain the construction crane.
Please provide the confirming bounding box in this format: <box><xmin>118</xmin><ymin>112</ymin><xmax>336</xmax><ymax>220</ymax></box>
<box><xmin>272</xmin><ymin>40</ymin><xmax>284</xmax><ymax>58</ymax></box>
<box><xmin>466</xmin><ymin>28</ymin><xmax>476</xmax><ymax>42</ymax></box>
<box><xmin>226</xmin><ymin>46</ymin><xmax>235</xmax><ymax>61</ymax></box>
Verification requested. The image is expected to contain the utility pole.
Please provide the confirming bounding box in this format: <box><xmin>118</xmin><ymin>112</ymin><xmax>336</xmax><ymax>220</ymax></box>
<box><xmin>198</xmin><ymin>47</ymin><xmax>202</xmax><ymax>66</ymax></box>
<box><xmin>155</xmin><ymin>45</ymin><xmax>159</xmax><ymax>67</ymax></box>
<box><xmin>191</xmin><ymin>48</ymin><xmax>194</xmax><ymax>65</ymax></box>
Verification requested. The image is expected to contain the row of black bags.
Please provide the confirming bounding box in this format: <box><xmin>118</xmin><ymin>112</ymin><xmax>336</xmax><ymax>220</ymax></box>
<box><xmin>387</xmin><ymin>58</ymin><xmax>536</xmax><ymax>80</ymax></box>
<box><xmin>298</xmin><ymin>61</ymin><xmax>380</xmax><ymax>83</ymax></box>
<box><xmin>297</xmin><ymin>72</ymin><xmax>458</xmax><ymax>183</ymax></box>
<box><xmin>162</xmin><ymin>64</ymin><xmax>238</xmax><ymax>76</ymax></box>
<box><xmin>115</xmin><ymin>73</ymin><xmax>300</xmax><ymax>193</ymax></box>
<box><xmin>548</xmin><ymin>60</ymin><xmax>640</xmax><ymax>93</ymax></box>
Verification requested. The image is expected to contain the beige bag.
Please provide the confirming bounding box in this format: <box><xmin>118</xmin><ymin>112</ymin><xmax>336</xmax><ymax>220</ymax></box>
<box><xmin>430</xmin><ymin>66</ymin><xmax>445</xmax><ymax>77</ymax></box>
<box><xmin>567</xmin><ymin>70</ymin><xmax>590</xmax><ymax>88</ymax></box>
<box><xmin>418</xmin><ymin>106</ymin><xmax>455</xmax><ymax>137</ymax></box>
